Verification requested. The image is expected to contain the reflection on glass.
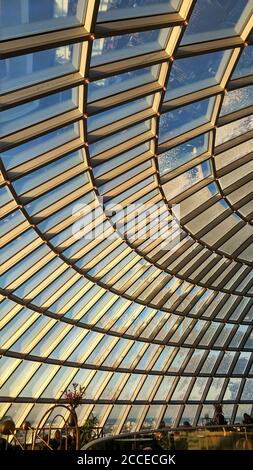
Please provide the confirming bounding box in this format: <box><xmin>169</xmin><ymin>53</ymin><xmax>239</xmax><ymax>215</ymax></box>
<box><xmin>98</xmin><ymin>0</ymin><xmax>180</xmax><ymax>21</ymax></box>
<box><xmin>0</xmin><ymin>0</ymin><xmax>85</xmax><ymax>39</ymax></box>
<box><xmin>91</xmin><ymin>29</ymin><xmax>170</xmax><ymax>66</ymax></box>
<box><xmin>159</xmin><ymin>133</ymin><xmax>209</xmax><ymax>175</ymax></box>
<box><xmin>159</xmin><ymin>97</ymin><xmax>214</xmax><ymax>143</ymax></box>
<box><xmin>182</xmin><ymin>0</ymin><xmax>250</xmax><ymax>44</ymax></box>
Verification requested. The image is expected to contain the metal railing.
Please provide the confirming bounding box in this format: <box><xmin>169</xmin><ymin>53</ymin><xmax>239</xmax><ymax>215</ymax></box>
<box><xmin>0</xmin><ymin>425</ymin><xmax>104</xmax><ymax>450</ymax></box>
<box><xmin>83</xmin><ymin>424</ymin><xmax>253</xmax><ymax>451</ymax></box>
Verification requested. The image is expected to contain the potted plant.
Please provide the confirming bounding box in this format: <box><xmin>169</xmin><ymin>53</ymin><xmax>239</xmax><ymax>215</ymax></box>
<box><xmin>62</xmin><ymin>383</ymin><xmax>85</xmax><ymax>426</ymax></box>
<box><xmin>79</xmin><ymin>414</ymin><xmax>99</xmax><ymax>447</ymax></box>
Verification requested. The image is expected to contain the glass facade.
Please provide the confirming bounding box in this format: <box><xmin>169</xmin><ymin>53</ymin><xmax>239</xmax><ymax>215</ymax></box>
<box><xmin>0</xmin><ymin>0</ymin><xmax>253</xmax><ymax>433</ymax></box>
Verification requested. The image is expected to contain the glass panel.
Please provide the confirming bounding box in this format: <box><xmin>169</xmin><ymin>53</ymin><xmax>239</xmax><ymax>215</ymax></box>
<box><xmin>97</xmin><ymin>0</ymin><xmax>180</xmax><ymax>21</ymax></box>
<box><xmin>0</xmin><ymin>45</ymin><xmax>80</xmax><ymax>93</ymax></box>
<box><xmin>241</xmin><ymin>379</ymin><xmax>253</xmax><ymax>400</ymax></box>
<box><xmin>122</xmin><ymin>405</ymin><xmax>145</xmax><ymax>432</ymax></box>
<box><xmin>0</xmin><ymin>185</ymin><xmax>13</xmax><ymax>207</ymax></box>
<box><xmin>180</xmin><ymin>405</ymin><xmax>199</xmax><ymax>426</ymax></box>
<box><xmin>154</xmin><ymin>376</ymin><xmax>177</xmax><ymax>401</ymax></box>
<box><xmin>159</xmin><ymin>133</ymin><xmax>209</xmax><ymax>176</ymax></box>
<box><xmin>89</xmin><ymin>120</ymin><xmax>151</xmax><ymax>157</ymax></box>
<box><xmin>214</xmin><ymin>324</ymin><xmax>235</xmax><ymax>348</ymax></box>
<box><xmin>163</xmin><ymin>161</ymin><xmax>212</xmax><ymax>199</ymax></box>
<box><xmin>13</xmin><ymin>149</ymin><xmax>83</xmax><ymax>195</ymax></box>
<box><xmin>201</xmin><ymin>213</ymin><xmax>241</xmax><ymax>247</ymax></box>
<box><xmin>0</xmin><ymin>88</ymin><xmax>78</xmax><ymax>137</ymax></box>
<box><xmin>162</xmin><ymin>405</ymin><xmax>181</xmax><ymax>427</ymax></box>
<box><xmin>83</xmin><ymin>371</ymin><xmax>110</xmax><ymax>400</ymax></box>
<box><xmin>215</xmin><ymin>138</ymin><xmax>253</xmax><ymax>171</ymax></box>
<box><xmin>179</xmin><ymin>182</ymin><xmax>218</xmax><ymax>219</ymax></box>
<box><xmin>0</xmin><ymin>361</ymin><xmax>39</xmax><ymax>396</ymax></box>
<box><xmin>232</xmin><ymin>352</ymin><xmax>251</xmax><ymax>375</ymax></box>
<box><xmin>168</xmin><ymin>348</ymin><xmax>190</xmax><ymax>372</ymax></box>
<box><xmin>103</xmin><ymin>405</ymin><xmax>129</xmax><ymax>435</ymax></box>
<box><xmin>159</xmin><ymin>97</ymin><xmax>214</xmax><ymax>143</ymax></box>
<box><xmin>91</xmin><ymin>29</ymin><xmax>170</xmax><ymax>66</ymax></box>
<box><xmin>166</xmin><ymin>51</ymin><xmax>231</xmax><ymax>100</ymax></box>
<box><xmin>205</xmin><ymin>378</ymin><xmax>225</xmax><ymax>400</ymax></box>
<box><xmin>188</xmin><ymin>378</ymin><xmax>209</xmax><ymax>400</ymax></box>
<box><xmin>1</xmin><ymin>123</ymin><xmax>79</xmax><ymax>170</ymax></box>
<box><xmin>19</xmin><ymin>364</ymin><xmax>59</xmax><ymax>398</ymax></box>
<box><xmin>118</xmin><ymin>374</ymin><xmax>144</xmax><ymax>400</ymax></box>
<box><xmin>170</xmin><ymin>377</ymin><xmax>192</xmax><ymax>400</ymax></box>
<box><xmin>216</xmin><ymin>115</ymin><xmax>253</xmax><ymax>146</ymax></box>
<box><xmin>98</xmin><ymin>373</ymin><xmax>125</xmax><ymax>400</ymax></box>
<box><xmin>235</xmin><ymin>404</ymin><xmax>253</xmax><ymax>424</ymax></box>
<box><xmin>198</xmin><ymin>405</ymin><xmax>215</xmax><ymax>425</ymax></box>
<box><xmin>88</xmin><ymin>96</ymin><xmax>152</xmax><ymax>132</ymax></box>
<box><xmin>200</xmin><ymin>351</ymin><xmax>221</xmax><ymax>373</ymax></box>
<box><xmin>216</xmin><ymin>352</ymin><xmax>236</xmax><ymax>374</ymax></box>
<box><xmin>182</xmin><ymin>0</ymin><xmax>250</xmax><ymax>44</ymax></box>
<box><xmin>232</xmin><ymin>45</ymin><xmax>253</xmax><ymax>79</ymax></box>
<box><xmin>40</xmin><ymin>367</ymin><xmax>79</xmax><ymax>398</ymax></box>
<box><xmin>223</xmin><ymin>378</ymin><xmax>241</xmax><ymax>401</ymax></box>
<box><xmin>0</xmin><ymin>0</ymin><xmax>86</xmax><ymax>39</ymax></box>
<box><xmin>136</xmin><ymin>345</ymin><xmax>161</xmax><ymax>371</ymax></box>
<box><xmin>17</xmin><ymin>403</ymin><xmax>48</xmax><ymax>427</ymax></box>
<box><xmin>229</xmin><ymin>325</ymin><xmax>249</xmax><ymax>348</ymax></box>
<box><xmin>220</xmin><ymin>85</ymin><xmax>253</xmax><ymax>116</ymax></box>
<box><xmin>136</xmin><ymin>376</ymin><xmax>161</xmax><ymax>401</ymax></box>
<box><xmin>88</xmin><ymin>66</ymin><xmax>159</xmax><ymax>102</ymax></box>
<box><xmin>85</xmin><ymin>404</ymin><xmax>109</xmax><ymax>429</ymax></box>
<box><xmin>244</xmin><ymin>331</ymin><xmax>253</xmax><ymax>349</ymax></box>
<box><xmin>184</xmin><ymin>350</ymin><xmax>206</xmax><ymax>373</ymax></box>
<box><xmin>141</xmin><ymin>405</ymin><xmax>164</xmax><ymax>429</ymax></box>
<box><xmin>93</xmin><ymin>143</ymin><xmax>150</xmax><ymax>178</ymax></box>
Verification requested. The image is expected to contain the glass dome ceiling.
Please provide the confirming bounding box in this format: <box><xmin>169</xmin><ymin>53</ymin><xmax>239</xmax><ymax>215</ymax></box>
<box><xmin>0</xmin><ymin>0</ymin><xmax>253</xmax><ymax>432</ymax></box>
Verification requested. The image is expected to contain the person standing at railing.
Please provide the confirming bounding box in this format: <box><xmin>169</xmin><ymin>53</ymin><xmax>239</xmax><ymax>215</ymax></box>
<box><xmin>242</xmin><ymin>413</ymin><xmax>253</xmax><ymax>426</ymax></box>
